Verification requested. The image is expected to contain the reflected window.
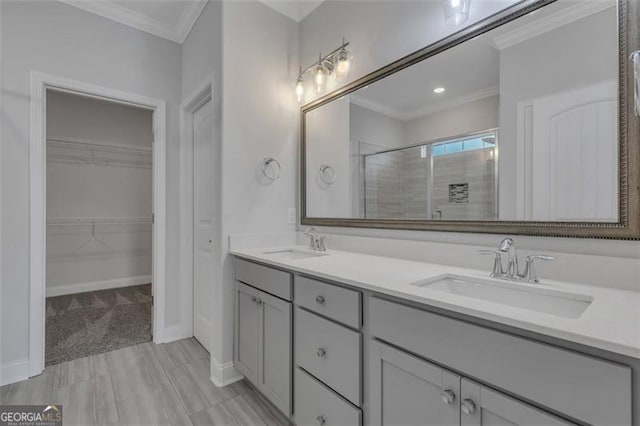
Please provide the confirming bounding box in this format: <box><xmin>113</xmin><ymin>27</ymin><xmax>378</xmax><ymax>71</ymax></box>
<box><xmin>431</xmin><ymin>132</ymin><xmax>496</xmax><ymax>157</ymax></box>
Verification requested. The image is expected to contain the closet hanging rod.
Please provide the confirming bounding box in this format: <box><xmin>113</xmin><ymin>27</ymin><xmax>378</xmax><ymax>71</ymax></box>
<box><xmin>47</xmin><ymin>217</ymin><xmax>152</xmax><ymax>225</ymax></box>
<box><xmin>47</xmin><ymin>137</ymin><xmax>152</xmax><ymax>153</ymax></box>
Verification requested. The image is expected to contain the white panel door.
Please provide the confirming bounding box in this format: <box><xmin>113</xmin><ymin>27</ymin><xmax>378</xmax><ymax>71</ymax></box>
<box><xmin>528</xmin><ymin>80</ymin><xmax>617</xmax><ymax>221</ymax></box>
<box><xmin>193</xmin><ymin>99</ymin><xmax>214</xmax><ymax>352</ymax></box>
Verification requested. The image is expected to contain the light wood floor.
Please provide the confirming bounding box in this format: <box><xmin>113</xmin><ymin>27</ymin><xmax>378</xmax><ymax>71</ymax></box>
<box><xmin>0</xmin><ymin>338</ymin><xmax>290</xmax><ymax>426</ymax></box>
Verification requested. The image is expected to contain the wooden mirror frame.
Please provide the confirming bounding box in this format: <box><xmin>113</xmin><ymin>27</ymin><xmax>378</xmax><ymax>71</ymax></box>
<box><xmin>301</xmin><ymin>0</ymin><xmax>640</xmax><ymax>239</ymax></box>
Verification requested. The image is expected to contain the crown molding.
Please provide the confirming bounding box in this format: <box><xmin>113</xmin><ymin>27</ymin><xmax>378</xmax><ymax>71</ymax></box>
<box><xmin>350</xmin><ymin>94</ymin><xmax>406</xmax><ymax>121</ymax></box>
<box><xmin>351</xmin><ymin>85</ymin><xmax>500</xmax><ymax>122</ymax></box>
<box><xmin>491</xmin><ymin>0</ymin><xmax>615</xmax><ymax>50</ymax></box>
<box><xmin>58</xmin><ymin>0</ymin><xmax>207</xmax><ymax>44</ymax></box>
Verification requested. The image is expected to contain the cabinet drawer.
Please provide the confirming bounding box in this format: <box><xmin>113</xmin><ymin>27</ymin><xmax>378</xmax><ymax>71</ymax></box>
<box><xmin>295</xmin><ymin>367</ymin><xmax>361</xmax><ymax>426</ymax></box>
<box><xmin>295</xmin><ymin>308</ymin><xmax>362</xmax><ymax>406</ymax></box>
<box><xmin>295</xmin><ymin>276</ymin><xmax>362</xmax><ymax>328</ymax></box>
<box><xmin>369</xmin><ymin>297</ymin><xmax>632</xmax><ymax>426</ymax></box>
<box><xmin>234</xmin><ymin>258</ymin><xmax>292</xmax><ymax>301</ymax></box>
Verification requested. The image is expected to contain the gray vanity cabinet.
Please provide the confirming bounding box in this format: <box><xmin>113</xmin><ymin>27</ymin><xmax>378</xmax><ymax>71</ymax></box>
<box><xmin>459</xmin><ymin>379</ymin><xmax>573</xmax><ymax>426</ymax></box>
<box><xmin>236</xmin><ymin>283</ymin><xmax>261</xmax><ymax>384</ymax></box>
<box><xmin>235</xmin><ymin>281</ymin><xmax>292</xmax><ymax>416</ymax></box>
<box><xmin>369</xmin><ymin>340</ymin><xmax>461</xmax><ymax>426</ymax></box>
<box><xmin>370</xmin><ymin>340</ymin><xmax>575</xmax><ymax>426</ymax></box>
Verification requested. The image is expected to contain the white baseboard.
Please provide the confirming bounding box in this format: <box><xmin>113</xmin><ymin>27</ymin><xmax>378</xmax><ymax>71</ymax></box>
<box><xmin>210</xmin><ymin>359</ymin><xmax>243</xmax><ymax>388</ymax></box>
<box><xmin>159</xmin><ymin>324</ymin><xmax>192</xmax><ymax>344</ymax></box>
<box><xmin>0</xmin><ymin>358</ymin><xmax>29</xmax><ymax>386</ymax></box>
<box><xmin>46</xmin><ymin>275</ymin><xmax>152</xmax><ymax>297</ymax></box>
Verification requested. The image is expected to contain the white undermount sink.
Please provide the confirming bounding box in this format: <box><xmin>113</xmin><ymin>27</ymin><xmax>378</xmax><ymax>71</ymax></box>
<box><xmin>410</xmin><ymin>274</ymin><xmax>593</xmax><ymax>319</ymax></box>
<box><xmin>262</xmin><ymin>249</ymin><xmax>329</xmax><ymax>260</ymax></box>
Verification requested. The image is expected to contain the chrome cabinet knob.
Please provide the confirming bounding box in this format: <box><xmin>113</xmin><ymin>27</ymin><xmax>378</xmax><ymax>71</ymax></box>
<box><xmin>315</xmin><ymin>295</ymin><xmax>325</xmax><ymax>305</ymax></box>
<box><xmin>461</xmin><ymin>399</ymin><xmax>476</xmax><ymax>415</ymax></box>
<box><xmin>440</xmin><ymin>388</ymin><xmax>456</xmax><ymax>405</ymax></box>
<box><xmin>316</xmin><ymin>347</ymin><xmax>327</xmax><ymax>358</ymax></box>
<box><xmin>316</xmin><ymin>415</ymin><xmax>326</xmax><ymax>425</ymax></box>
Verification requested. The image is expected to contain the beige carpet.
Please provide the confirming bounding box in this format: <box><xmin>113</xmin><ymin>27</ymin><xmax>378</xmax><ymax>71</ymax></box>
<box><xmin>45</xmin><ymin>284</ymin><xmax>152</xmax><ymax>366</ymax></box>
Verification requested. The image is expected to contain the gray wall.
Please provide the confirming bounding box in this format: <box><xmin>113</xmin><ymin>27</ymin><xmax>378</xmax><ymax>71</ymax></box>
<box><xmin>404</xmin><ymin>95</ymin><xmax>499</xmax><ymax>146</ymax></box>
<box><xmin>1</xmin><ymin>0</ymin><xmax>181</xmax><ymax>375</ymax></box>
<box><xmin>220</xmin><ymin>0</ymin><xmax>299</xmax><ymax>368</ymax></box>
<box><xmin>306</xmin><ymin>96</ymin><xmax>351</xmax><ymax>217</ymax></box>
<box><xmin>350</xmin><ymin>103</ymin><xmax>405</xmax><ymax>149</ymax></box>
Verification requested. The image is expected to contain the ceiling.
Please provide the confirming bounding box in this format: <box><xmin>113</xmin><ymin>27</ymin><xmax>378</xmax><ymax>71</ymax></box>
<box><xmin>351</xmin><ymin>34</ymin><xmax>501</xmax><ymax>121</ymax></box>
<box><xmin>257</xmin><ymin>0</ymin><xmax>324</xmax><ymax>22</ymax></box>
<box><xmin>59</xmin><ymin>0</ymin><xmax>325</xmax><ymax>44</ymax></box>
<box><xmin>59</xmin><ymin>0</ymin><xmax>207</xmax><ymax>43</ymax></box>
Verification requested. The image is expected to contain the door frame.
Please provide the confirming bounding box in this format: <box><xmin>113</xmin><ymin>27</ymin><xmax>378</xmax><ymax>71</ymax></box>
<box><xmin>179</xmin><ymin>75</ymin><xmax>217</xmax><ymax>349</ymax></box>
<box><xmin>29</xmin><ymin>71</ymin><xmax>167</xmax><ymax>376</ymax></box>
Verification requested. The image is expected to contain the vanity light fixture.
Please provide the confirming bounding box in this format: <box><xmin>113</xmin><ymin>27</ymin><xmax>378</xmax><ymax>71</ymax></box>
<box><xmin>295</xmin><ymin>38</ymin><xmax>352</xmax><ymax>102</ymax></box>
<box><xmin>313</xmin><ymin>54</ymin><xmax>327</xmax><ymax>94</ymax></box>
<box><xmin>335</xmin><ymin>37</ymin><xmax>353</xmax><ymax>81</ymax></box>
<box><xmin>443</xmin><ymin>0</ymin><xmax>471</xmax><ymax>26</ymax></box>
<box><xmin>295</xmin><ymin>67</ymin><xmax>305</xmax><ymax>104</ymax></box>
<box><xmin>433</xmin><ymin>87</ymin><xmax>446</xmax><ymax>93</ymax></box>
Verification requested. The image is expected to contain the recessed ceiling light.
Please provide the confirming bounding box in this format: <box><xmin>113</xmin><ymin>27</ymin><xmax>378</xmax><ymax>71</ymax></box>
<box><xmin>433</xmin><ymin>87</ymin><xmax>446</xmax><ymax>94</ymax></box>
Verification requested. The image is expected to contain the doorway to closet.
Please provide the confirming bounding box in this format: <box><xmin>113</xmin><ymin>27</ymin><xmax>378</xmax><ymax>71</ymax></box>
<box><xmin>44</xmin><ymin>90</ymin><xmax>154</xmax><ymax>366</ymax></box>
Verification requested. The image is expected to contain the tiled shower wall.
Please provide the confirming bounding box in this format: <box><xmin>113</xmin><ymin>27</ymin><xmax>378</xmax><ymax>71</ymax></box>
<box><xmin>431</xmin><ymin>148</ymin><xmax>496</xmax><ymax>220</ymax></box>
<box><xmin>363</xmin><ymin>147</ymin><xmax>496</xmax><ymax>220</ymax></box>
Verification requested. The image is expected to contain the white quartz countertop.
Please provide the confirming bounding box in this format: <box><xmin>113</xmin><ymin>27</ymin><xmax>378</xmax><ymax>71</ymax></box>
<box><xmin>231</xmin><ymin>246</ymin><xmax>640</xmax><ymax>359</ymax></box>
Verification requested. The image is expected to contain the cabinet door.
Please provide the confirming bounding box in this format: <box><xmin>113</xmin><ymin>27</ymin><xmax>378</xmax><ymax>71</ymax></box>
<box><xmin>369</xmin><ymin>340</ymin><xmax>460</xmax><ymax>426</ymax></box>
<box><xmin>257</xmin><ymin>290</ymin><xmax>292</xmax><ymax>416</ymax></box>
<box><xmin>235</xmin><ymin>282</ymin><xmax>261</xmax><ymax>384</ymax></box>
<box><xmin>460</xmin><ymin>378</ymin><xmax>575</xmax><ymax>426</ymax></box>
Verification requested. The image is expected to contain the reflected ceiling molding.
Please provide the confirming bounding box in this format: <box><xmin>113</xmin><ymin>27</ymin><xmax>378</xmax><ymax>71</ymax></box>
<box><xmin>350</xmin><ymin>94</ymin><xmax>407</xmax><ymax>121</ymax></box>
<box><xmin>491</xmin><ymin>0</ymin><xmax>615</xmax><ymax>50</ymax></box>
<box><xmin>58</xmin><ymin>0</ymin><xmax>207</xmax><ymax>44</ymax></box>
<box><xmin>351</xmin><ymin>86</ymin><xmax>500</xmax><ymax>122</ymax></box>
<box><xmin>403</xmin><ymin>85</ymin><xmax>499</xmax><ymax>121</ymax></box>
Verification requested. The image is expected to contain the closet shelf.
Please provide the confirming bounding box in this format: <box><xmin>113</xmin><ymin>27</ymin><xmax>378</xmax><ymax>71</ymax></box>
<box><xmin>47</xmin><ymin>137</ymin><xmax>152</xmax><ymax>169</ymax></box>
<box><xmin>47</xmin><ymin>217</ymin><xmax>152</xmax><ymax>226</ymax></box>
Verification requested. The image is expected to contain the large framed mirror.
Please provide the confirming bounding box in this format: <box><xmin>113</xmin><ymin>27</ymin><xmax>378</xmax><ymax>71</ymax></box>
<box><xmin>301</xmin><ymin>0</ymin><xmax>640</xmax><ymax>238</ymax></box>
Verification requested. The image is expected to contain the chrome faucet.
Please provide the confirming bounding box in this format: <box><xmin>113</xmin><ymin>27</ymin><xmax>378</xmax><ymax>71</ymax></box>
<box><xmin>479</xmin><ymin>238</ymin><xmax>555</xmax><ymax>283</ymax></box>
<box><xmin>304</xmin><ymin>227</ymin><xmax>328</xmax><ymax>252</ymax></box>
<box><xmin>304</xmin><ymin>227</ymin><xmax>317</xmax><ymax>249</ymax></box>
<box><xmin>498</xmin><ymin>238</ymin><xmax>519</xmax><ymax>279</ymax></box>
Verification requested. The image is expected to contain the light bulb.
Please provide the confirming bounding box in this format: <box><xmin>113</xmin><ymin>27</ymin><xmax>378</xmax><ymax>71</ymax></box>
<box><xmin>443</xmin><ymin>0</ymin><xmax>470</xmax><ymax>26</ymax></box>
<box><xmin>335</xmin><ymin>48</ymin><xmax>352</xmax><ymax>80</ymax></box>
<box><xmin>313</xmin><ymin>65</ymin><xmax>326</xmax><ymax>94</ymax></box>
<box><xmin>295</xmin><ymin>75</ymin><xmax>305</xmax><ymax>104</ymax></box>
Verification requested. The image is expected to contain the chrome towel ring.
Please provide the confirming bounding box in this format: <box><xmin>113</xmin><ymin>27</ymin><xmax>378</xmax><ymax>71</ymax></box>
<box><xmin>262</xmin><ymin>157</ymin><xmax>281</xmax><ymax>181</ymax></box>
<box><xmin>319</xmin><ymin>165</ymin><xmax>336</xmax><ymax>184</ymax></box>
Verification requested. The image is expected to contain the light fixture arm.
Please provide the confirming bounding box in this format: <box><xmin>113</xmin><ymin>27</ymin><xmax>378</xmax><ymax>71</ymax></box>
<box><xmin>300</xmin><ymin>40</ymin><xmax>351</xmax><ymax>75</ymax></box>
